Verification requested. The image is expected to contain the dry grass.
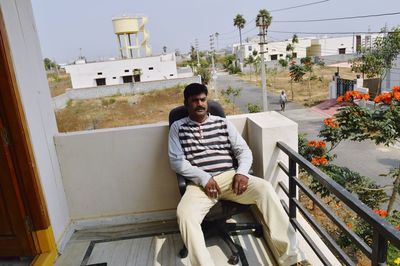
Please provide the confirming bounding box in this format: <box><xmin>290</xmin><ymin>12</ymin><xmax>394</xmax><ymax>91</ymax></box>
<box><xmin>238</xmin><ymin>66</ymin><xmax>357</xmax><ymax>106</ymax></box>
<box><xmin>48</xmin><ymin>72</ymin><xmax>72</xmax><ymax>97</ymax></box>
<box><xmin>55</xmin><ymin>86</ymin><xmax>236</xmax><ymax>132</ymax></box>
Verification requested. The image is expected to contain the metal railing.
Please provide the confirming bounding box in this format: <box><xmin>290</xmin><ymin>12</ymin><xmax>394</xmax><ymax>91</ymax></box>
<box><xmin>276</xmin><ymin>141</ymin><xmax>400</xmax><ymax>266</ymax></box>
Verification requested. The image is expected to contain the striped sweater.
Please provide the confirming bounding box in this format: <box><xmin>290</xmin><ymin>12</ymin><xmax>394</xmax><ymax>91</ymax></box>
<box><xmin>168</xmin><ymin>115</ymin><xmax>252</xmax><ymax>187</ymax></box>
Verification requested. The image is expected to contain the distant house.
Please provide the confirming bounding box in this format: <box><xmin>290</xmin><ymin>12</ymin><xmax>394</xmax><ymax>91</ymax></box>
<box><xmin>64</xmin><ymin>53</ymin><xmax>178</xmax><ymax>89</ymax></box>
<box><xmin>233</xmin><ymin>34</ymin><xmax>380</xmax><ymax>64</ymax></box>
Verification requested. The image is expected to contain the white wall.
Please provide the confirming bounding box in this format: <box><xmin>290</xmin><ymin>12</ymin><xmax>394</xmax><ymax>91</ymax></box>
<box><xmin>0</xmin><ymin>0</ymin><xmax>70</xmax><ymax>246</ymax></box>
<box><xmin>54</xmin><ymin>118</ymin><xmax>247</xmax><ymax>220</ymax></box>
<box><xmin>384</xmin><ymin>55</ymin><xmax>400</xmax><ymax>91</ymax></box>
<box><xmin>65</xmin><ymin>53</ymin><xmax>178</xmax><ymax>89</ymax></box>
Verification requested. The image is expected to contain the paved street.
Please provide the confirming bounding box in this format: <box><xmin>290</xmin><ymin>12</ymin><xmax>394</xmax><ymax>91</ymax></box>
<box><xmin>217</xmin><ymin>72</ymin><xmax>400</xmax><ymax>209</ymax></box>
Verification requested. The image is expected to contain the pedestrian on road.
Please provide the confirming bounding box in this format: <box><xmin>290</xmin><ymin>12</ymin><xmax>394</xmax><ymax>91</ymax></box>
<box><xmin>280</xmin><ymin>90</ymin><xmax>288</xmax><ymax>111</ymax></box>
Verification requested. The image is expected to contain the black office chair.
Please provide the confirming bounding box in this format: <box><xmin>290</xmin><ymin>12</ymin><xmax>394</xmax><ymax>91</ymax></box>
<box><xmin>169</xmin><ymin>100</ymin><xmax>263</xmax><ymax>265</ymax></box>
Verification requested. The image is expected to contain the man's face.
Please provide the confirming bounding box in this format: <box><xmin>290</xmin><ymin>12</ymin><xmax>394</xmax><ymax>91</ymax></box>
<box><xmin>186</xmin><ymin>93</ymin><xmax>208</xmax><ymax>122</ymax></box>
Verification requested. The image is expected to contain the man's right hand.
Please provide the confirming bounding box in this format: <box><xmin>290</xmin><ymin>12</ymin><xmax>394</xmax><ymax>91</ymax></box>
<box><xmin>204</xmin><ymin>177</ymin><xmax>221</xmax><ymax>199</ymax></box>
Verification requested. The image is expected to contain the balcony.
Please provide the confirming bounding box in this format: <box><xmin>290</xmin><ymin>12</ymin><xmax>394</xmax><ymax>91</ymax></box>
<box><xmin>51</xmin><ymin>111</ymin><xmax>400</xmax><ymax>265</ymax></box>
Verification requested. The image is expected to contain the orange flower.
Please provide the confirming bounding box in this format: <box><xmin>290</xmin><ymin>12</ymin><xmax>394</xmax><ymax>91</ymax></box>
<box><xmin>308</xmin><ymin>140</ymin><xmax>317</xmax><ymax>147</ymax></box>
<box><xmin>381</xmin><ymin>93</ymin><xmax>392</xmax><ymax>104</ymax></box>
<box><xmin>324</xmin><ymin>118</ymin><xmax>339</xmax><ymax>128</ymax></box>
<box><xmin>373</xmin><ymin>209</ymin><xmax>388</xmax><ymax>218</ymax></box>
<box><xmin>374</xmin><ymin>95</ymin><xmax>382</xmax><ymax>103</ymax></box>
<box><xmin>316</xmin><ymin>141</ymin><xmax>326</xmax><ymax>148</ymax></box>
<box><xmin>393</xmin><ymin>86</ymin><xmax>400</xmax><ymax>93</ymax></box>
<box><xmin>337</xmin><ymin>96</ymin><xmax>344</xmax><ymax>103</ymax></box>
<box><xmin>311</xmin><ymin>156</ymin><xmax>328</xmax><ymax>166</ymax></box>
<box><xmin>362</xmin><ymin>94</ymin><xmax>369</xmax><ymax>100</ymax></box>
<box><xmin>396</xmin><ymin>224</ymin><xmax>400</xmax><ymax>231</ymax></box>
<box><xmin>394</xmin><ymin>91</ymin><xmax>400</xmax><ymax>101</ymax></box>
<box><xmin>347</xmin><ymin>223</ymin><xmax>353</xmax><ymax>229</ymax></box>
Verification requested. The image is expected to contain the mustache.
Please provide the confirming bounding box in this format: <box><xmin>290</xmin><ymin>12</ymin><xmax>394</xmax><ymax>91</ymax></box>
<box><xmin>195</xmin><ymin>107</ymin><xmax>206</xmax><ymax>111</ymax></box>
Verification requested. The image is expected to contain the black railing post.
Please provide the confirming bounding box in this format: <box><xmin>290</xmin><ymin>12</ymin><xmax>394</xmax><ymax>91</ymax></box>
<box><xmin>288</xmin><ymin>157</ymin><xmax>297</xmax><ymax>220</ymax></box>
<box><xmin>371</xmin><ymin>230</ymin><xmax>388</xmax><ymax>266</ymax></box>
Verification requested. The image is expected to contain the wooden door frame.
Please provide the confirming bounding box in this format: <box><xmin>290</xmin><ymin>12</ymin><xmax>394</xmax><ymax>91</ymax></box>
<box><xmin>0</xmin><ymin>6</ymin><xmax>51</xmax><ymax>255</ymax></box>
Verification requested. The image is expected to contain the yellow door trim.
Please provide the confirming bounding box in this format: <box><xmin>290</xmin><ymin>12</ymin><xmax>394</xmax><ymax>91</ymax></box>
<box><xmin>30</xmin><ymin>226</ymin><xmax>58</xmax><ymax>266</ymax></box>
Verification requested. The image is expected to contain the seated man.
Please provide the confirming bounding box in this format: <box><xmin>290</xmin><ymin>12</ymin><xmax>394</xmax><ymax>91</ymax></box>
<box><xmin>168</xmin><ymin>83</ymin><xmax>306</xmax><ymax>266</ymax></box>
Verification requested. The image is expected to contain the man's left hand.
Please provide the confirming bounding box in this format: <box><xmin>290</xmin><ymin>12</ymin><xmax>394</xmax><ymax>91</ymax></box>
<box><xmin>232</xmin><ymin>174</ymin><xmax>249</xmax><ymax>195</ymax></box>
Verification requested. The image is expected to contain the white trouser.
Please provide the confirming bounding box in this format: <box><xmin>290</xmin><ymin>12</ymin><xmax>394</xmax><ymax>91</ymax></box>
<box><xmin>177</xmin><ymin>170</ymin><xmax>305</xmax><ymax>266</ymax></box>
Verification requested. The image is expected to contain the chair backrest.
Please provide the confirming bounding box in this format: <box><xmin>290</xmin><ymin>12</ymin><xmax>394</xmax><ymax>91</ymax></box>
<box><xmin>168</xmin><ymin>100</ymin><xmax>225</xmax><ymax>127</ymax></box>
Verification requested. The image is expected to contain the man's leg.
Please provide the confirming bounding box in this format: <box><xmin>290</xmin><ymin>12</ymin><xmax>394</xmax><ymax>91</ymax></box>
<box><xmin>221</xmin><ymin>175</ymin><xmax>305</xmax><ymax>266</ymax></box>
<box><xmin>177</xmin><ymin>183</ymin><xmax>217</xmax><ymax>266</ymax></box>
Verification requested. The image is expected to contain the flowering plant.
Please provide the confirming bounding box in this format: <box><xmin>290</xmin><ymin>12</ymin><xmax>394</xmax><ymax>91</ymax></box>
<box><xmin>337</xmin><ymin>90</ymin><xmax>369</xmax><ymax>103</ymax></box>
<box><xmin>374</xmin><ymin>86</ymin><xmax>400</xmax><ymax>104</ymax></box>
<box><xmin>340</xmin><ymin>210</ymin><xmax>400</xmax><ymax>266</ymax></box>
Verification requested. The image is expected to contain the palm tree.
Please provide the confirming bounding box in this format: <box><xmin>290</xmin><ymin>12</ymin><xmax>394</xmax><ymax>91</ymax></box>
<box><xmin>233</xmin><ymin>14</ymin><xmax>246</xmax><ymax>46</ymax></box>
<box><xmin>255</xmin><ymin>9</ymin><xmax>272</xmax><ymax>29</ymax></box>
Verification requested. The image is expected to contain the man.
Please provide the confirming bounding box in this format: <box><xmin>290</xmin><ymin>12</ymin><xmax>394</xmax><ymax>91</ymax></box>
<box><xmin>168</xmin><ymin>83</ymin><xmax>305</xmax><ymax>266</ymax></box>
<box><xmin>280</xmin><ymin>90</ymin><xmax>288</xmax><ymax>111</ymax></box>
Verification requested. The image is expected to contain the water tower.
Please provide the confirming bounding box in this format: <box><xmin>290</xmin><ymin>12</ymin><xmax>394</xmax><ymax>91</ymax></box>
<box><xmin>112</xmin><ymin>15</ymin><xmax>151</xmax><ymax>59</ymax></box>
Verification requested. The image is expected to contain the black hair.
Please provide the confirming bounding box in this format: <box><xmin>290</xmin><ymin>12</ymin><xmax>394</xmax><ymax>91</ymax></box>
<box><xmin>183</xmin><ymin>83</ymin><xmax>208</xmax><ymax>102</ymax></box>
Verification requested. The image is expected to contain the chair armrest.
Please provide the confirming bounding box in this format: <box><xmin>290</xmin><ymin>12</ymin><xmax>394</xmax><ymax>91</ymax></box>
<box><xmin>177</xmin><ymin>174</ymin><xmax>187</xmax><ymax>196</ymax></box>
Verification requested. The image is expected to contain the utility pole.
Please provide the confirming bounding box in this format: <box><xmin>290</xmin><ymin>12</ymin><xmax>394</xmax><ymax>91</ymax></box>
<box><xmin>195</xmin><ymin>38</ymin><xmax>200</xmax><ymax>67</ymax></box>
<box><xmin>209</xmin><ymin>34</ymin><xmax>217</xmax><ymax>99</ymax></box>
<box><xmin>258</xmin><ymin>17</ymin><xmax>268</xmax><ymax>111</ymax></box>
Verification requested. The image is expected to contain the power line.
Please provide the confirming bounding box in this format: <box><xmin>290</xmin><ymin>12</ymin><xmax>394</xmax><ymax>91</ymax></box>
<box><xmin>217</xmin><ymin>0</ymin><xmax>330</xmax><ymax>36</ymax></box>
<box><xmin>274</xmin><ymin>11</ymin><xmax>400</xmax><ymax>23</ymax></box>
<box><xmin>269</xmin><ymin>30</ymin><xmax>389</xmax><ymax>35</ymax></box>
<box><xmin>269</xmin><ymin>0</ymin><xmax>330</xmax><ymax>13</ymax></box>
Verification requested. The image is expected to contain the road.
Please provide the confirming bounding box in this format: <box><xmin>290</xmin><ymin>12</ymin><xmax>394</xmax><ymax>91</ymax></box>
<box><xmin>216</xmin><ymin>72</ymin><xmax>400</xmax><ymax>208</ymax></box>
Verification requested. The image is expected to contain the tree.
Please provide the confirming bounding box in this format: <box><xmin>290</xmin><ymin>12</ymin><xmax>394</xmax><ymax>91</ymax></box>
<box><xmin>43</xmin><ymin>57</ymin><xmax>57</xmax><ymax>71</ymax></box>
<box><xmin>350</xmin><ymin>27</ymin><xmax>400</xmax><ymax>92</ymax></box>
<box><xmin>283</xmin><ymin>34</ymin><xmax>299</xmax><ymax>100</ymax></box>
<box><xmin>319</xmin><ymin>86</ymin><xmax>400</xmax><ymax>213</ymax></box>
<box><xmin>195</xmin><ymin>66</ymin><xmax>211</xmax><ymax>85</ymax></box>
<box><xmin>289</xmin><ymin>64</ymin><xmax>305</xmax><ymax>83</ymax></box>
<box><xmin>255</xmin><ymin>9</ymin><xmax>272</xmax><ymax>28</ymax></box>
<box><xmin>233</xmin><ymin>14</ymin><xmax>246</xmax><ymax>46</ymax></box>
<box><xmin>244</xmin><ymin>55</ymin><xmax>256</xmax><ymax>80</ymax></box>
<box><xmin>223</xmin><ymin>86</ymin><xmax>242</xmax><ymax>114</ymax></box>
<box><xmin>300</xmin><ymin>56</ymin><xmax>315</xmax><ymax>99</ymax></box>
<box><xmin>223</xmin><ymin>54</ymin><xmax>241</xmax><ymax>74</ymax></box>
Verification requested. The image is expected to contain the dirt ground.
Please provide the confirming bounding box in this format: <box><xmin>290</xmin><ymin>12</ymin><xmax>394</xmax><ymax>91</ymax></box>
<box><xmin>55</xmin><ymin>86</ymin><xmax>235</xmax><ymax>132</ymax></box>
<box><xmin>52</xmin><ymin>65</ymin><xmax>356</xmax><ymax>132</ymax></box>
<box><xmin>238</xmin><ymin>66</ymin><xmax>357</xmax><ymax>106</ymax></box>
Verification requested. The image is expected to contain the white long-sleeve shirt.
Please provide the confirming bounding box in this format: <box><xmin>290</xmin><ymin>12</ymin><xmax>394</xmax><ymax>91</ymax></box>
<box><xmin>168</xmin><ymin>115</ymin><xmax>253</xmax><ymax>187</ymax></box>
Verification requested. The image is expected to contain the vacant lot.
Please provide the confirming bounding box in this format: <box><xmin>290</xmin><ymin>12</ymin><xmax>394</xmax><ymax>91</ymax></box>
<box><xmin>238</xmin><ymin>66</ymin><xmax>356</xmax><ymax>106</ymax></box>
<box><xmin>56</xmin><ymin>86</ymin><xmax>235</xmax><ymax>132</ymax></box>
<box><xmin>47</xmin><ymin>71</ymin><xmax>71</xmax><ymax>97</ymax></box>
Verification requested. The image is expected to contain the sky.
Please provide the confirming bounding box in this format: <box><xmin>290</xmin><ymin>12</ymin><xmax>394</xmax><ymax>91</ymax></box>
<box><xmin>31</xmin><ymin>0</ymin><xmax>400</xmax><ymax>64</ymax></box>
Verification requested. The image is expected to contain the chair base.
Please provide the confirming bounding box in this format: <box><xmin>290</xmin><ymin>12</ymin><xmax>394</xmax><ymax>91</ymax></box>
<box><xmin>178</xmin><ymin>220</ymin><xmax>263</xmax><ymax>265</ymax></box>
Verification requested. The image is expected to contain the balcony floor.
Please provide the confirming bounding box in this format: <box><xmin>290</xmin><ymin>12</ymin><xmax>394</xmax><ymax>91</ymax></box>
<box><xmin>55</xmin><ymin>213</ymin><xmax>277</xmax><ymax>266</ymax></box>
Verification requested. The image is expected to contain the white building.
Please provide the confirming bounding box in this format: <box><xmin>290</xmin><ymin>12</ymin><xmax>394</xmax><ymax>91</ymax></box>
<box><xmin>233</xmin><ymin>33</ymin><xmax>380</xmax><ymax>63</ymax></box>
<box><xmin>64</xmin><ymin>53</ymin><xmax>178</xmax><ymax>89</ymax></box>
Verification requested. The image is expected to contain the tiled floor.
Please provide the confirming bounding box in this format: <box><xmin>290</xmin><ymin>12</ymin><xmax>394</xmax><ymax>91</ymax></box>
<box><xmin>55</xmin><ymin>215</ymin><xmax>277</xmax><ymax>266</ymax></box>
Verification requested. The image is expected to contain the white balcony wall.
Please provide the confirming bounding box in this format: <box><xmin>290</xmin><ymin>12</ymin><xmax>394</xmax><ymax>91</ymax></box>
<box><xmin>55</xmin><ymin>112</ymin><xmax>339</xmax><ymax>264</ymax></box>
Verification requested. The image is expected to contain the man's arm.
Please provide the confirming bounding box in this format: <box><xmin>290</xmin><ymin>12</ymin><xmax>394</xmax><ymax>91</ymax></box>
<box><xmin>226</xmin><ymin>120</ymin><xmax>253</xmax><ymax>177</ymax></box>
<box><xmin>168</xmin><ymin>122</ymin><xmax>212</xmax><ymax>187</ymax></box>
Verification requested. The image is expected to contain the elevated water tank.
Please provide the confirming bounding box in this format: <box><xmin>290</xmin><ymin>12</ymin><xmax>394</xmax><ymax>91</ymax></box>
<box><xmin>112</xmin><ymin>15</ymin><xmax>151</xmax><ymax>58</ymax></box>
<box><xmin>306</xmin><ymin>39</ymin><xmax>321</xmax><ymax>57</ymax></box>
